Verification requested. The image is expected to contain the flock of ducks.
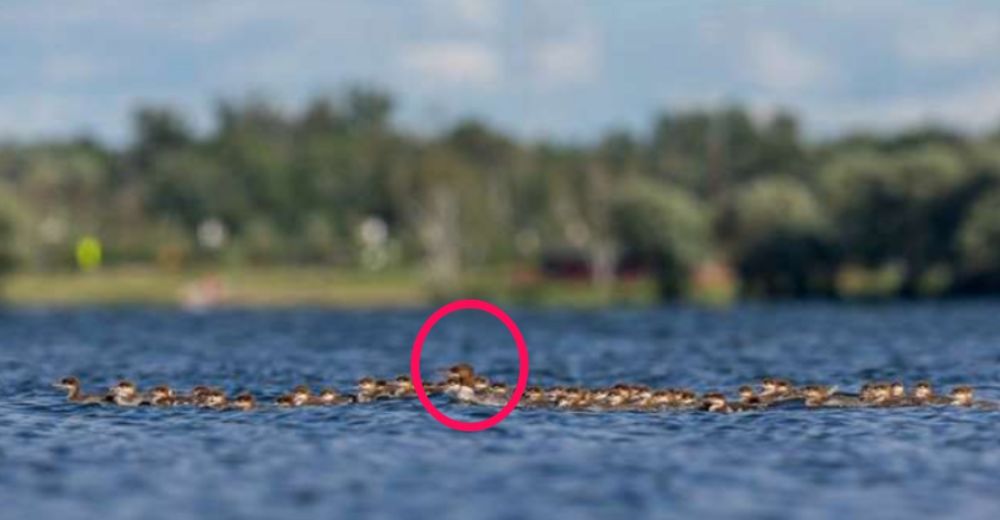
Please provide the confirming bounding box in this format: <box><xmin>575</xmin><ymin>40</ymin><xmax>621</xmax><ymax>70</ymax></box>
<box><xmin>55</xmin><ymin>364</ymin><xmax>998</xmax><ymax>413</ymax></box>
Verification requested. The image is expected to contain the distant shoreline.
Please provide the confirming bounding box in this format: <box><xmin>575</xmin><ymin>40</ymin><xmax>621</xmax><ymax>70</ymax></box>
<box><xmin>0</xmin><ymin>266</ymin><xmax>663</xmax><ymax>309</ymax></box>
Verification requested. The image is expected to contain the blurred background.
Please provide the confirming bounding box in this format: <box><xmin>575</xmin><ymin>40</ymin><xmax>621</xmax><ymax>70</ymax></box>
<box><xmin>2</xmin><ymin>0</ymin><xmax>1000</xmax><ymax>307</ymax></box>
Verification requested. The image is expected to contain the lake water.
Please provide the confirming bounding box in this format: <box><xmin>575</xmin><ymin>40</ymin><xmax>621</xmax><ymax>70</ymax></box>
<box><xmin>1</xmin><ymin>302</ymin><xmax>999</xmax><ymax>519</ymax></box>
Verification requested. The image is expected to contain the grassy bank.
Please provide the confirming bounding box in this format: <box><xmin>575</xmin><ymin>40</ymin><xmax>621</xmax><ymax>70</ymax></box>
<box><xmin>2</xmin><ymin>268</ymin><xmax>427</xmax><ymax>307</ymax></box>
<box><xmin>0</xmin><ymin>267</ymin><xmax>662</xmax><ymax>308</ymax></box>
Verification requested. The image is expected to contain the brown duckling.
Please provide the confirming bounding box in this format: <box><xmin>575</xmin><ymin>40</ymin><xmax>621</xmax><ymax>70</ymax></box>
<box><xmin>947</xmin><ymin>385</ymin><xmax>998</xmax><ymax>410</ymax></box>
<box><xmin>801</xmin><ymin>385</ymin><xmax>838</xmax><ymax>407</ymax></box>
<box><xmin>775</xmin><ymin>379</ymin><xmax>798</xmax><ymax>400</ymax></box>
<box><xmin>356</xmin><ymin>377</ymin><xmax>380</xmax><ymax>403</ymax></box>
<box><xmin>911</xmin><ymin>381</ymin><xmax>950</xmax><ymax>406</ymax></box>
<box><xmin>109</xmin><ymin>380</ymin><xmax>144</xmax><ymax>407</ymax></box>
<box><xmin>759</xmin><ymin>378</ymin><xmax>797</xmax><ymax>403</ymax></box>
<box><xmin>471</xmin><ymin>376</ymin><xmax>490</xmax><ymax>395</ymax></box>
<box><xmin>520</xmin><ymin>386</ymin><xmax>547</xmax><ymax>407</ymax></box>
<box><xmin>231</xmin><ymin>393</ymin><xmax>256</xmax><ymax>411</ymax></box>
<box><xmin>644</xmin><ymin>390</ymin><xmax>676</xmax><ymax>411</ymax></box>
<box><xmin>290</xmin><ymin>385</ymin><xmax>312</xmax><ymax>406</ymax></box>
<box><xmin>392</xmin><ymin>375</ymin><xmax>415</xmax><ymax>398</ymax></box>
<box><xmin>701</xmin><ymin>392</ymin><xmax>733</xmax><ymax>413</ymax></box>
<box><xmin>675</xmin><ymin>389</ymin><xmax>700</xmax><ymax>409</ymax></box>
<box><xmin>314</xmin><ymin>387</ymin><xmax>355</xmax><ymax>405</ymax></box>
<box><xmin>146</xmin><ymin>385</ymin><xmax>176</xmax><ymax>407</ymax></box>
<box><xmin>949</xmin><ymin>386</ymin><xmax>975</xmax><ymax>407</ymax></box>
<box><xmin>886</xmin><ymin>381</ymin><xmax>914</xmax><ymax>406</ymax></box>
<box><xmin>860</xmin><ymin>382</ymin><xmax>892</xmax><ymax>406</ymax></box>
<box><xmin>737</xmin><ymin>385</ymin><xmax>764</xmax><ymax>410</ymax></box>
<box><xmin>202</xmin><ymin>389</ymin><xmax>228</xmax><ymax>409</ymax></box>
<box><xmin>476</xmin><ymin>382</ymin><xmax>510</xmax><ymax>406</ymax></box>
<box><xmin>53</xmin><ymin>376</ymin><xmax>105</xmax><ymax>405</ymax></box>
<box><xmin>172</xmin><ymin>385</ymin><xmax>212</xmax><ymax>406</ymax></box>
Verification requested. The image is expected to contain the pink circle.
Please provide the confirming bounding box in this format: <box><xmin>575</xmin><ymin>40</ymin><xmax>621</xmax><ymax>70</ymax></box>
<box><xmin>410</xmin><ymin>299</ymin><xmax>530</xmax><ymax>432</ymax></box>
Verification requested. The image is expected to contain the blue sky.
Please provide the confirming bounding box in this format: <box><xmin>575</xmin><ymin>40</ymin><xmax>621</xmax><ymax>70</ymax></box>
<box><xmin>3</xmin><ymin>0</ymin><xmax>1000</xmax><ymax>144</ymax></box>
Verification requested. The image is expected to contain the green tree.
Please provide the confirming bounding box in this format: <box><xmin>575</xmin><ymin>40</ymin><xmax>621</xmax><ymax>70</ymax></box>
<box><xmin>958</xmin><ymin>188</ymin><xmax>1000</xmax><ymax>273</ymax></box>
<box><xmin>818</xmin><ymin>145</ymin><xmax>970</xmax><ymax>296</ymax></box>
<box><xmin>611</xmin><ymin>180</ymin><xmax>710</xmax><ymax>298</ymax></box>
<box><xmin>0</xmin><ymin>182</ymin><xmax>25</xmax><ymax>280</ymax></box>
<box><xmin>731</xmin><ymin>177</ymin><xmax>834</xmax><ymax>296</ymax></box>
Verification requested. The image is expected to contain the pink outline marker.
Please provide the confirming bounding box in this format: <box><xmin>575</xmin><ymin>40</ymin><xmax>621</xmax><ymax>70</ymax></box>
<box><xmin>410</xmin><ymin>299</ymin><xmax>530</xmax><ymax>432</ymax></box>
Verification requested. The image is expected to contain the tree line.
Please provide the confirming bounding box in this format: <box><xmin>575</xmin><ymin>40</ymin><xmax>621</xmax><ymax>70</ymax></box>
<box><xmin>1</xmin><ymin>88</ymin><xmax>999</xmax><ymax>299</ymax></box>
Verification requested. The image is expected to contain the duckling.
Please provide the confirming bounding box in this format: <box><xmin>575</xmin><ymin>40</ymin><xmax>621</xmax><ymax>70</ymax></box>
<box><xmin>290</xmin><ymin>385</ymin><xmax>312</xmax><ymax>406</ymax></box>
<box><xmin>600</xmin><ymin>386</ymin><xmax>629</xmax><ymax>410</ymax></box>
<box><xmin>109</xmin><ymin>380</ymin><xmax>144</xmax><ymax>407</ymax></box>
<box><xmin>643</xmin><ymin>390</ymin><xmax>675</xmax><ymax>411</ymax></box>
<box><xmin>231</xmin><ymin>393</ymin><xmax>256</xmax><ymax>411</ymax></box>
<box><xmin>146</xmin><ymin>385</ymin><xmax>176</xmax><ymax>407</ymax></box>
<box><xmin>759</xmin><ymin>378</ymin><xmax>797</xmax><ymax>403</ymax></box>
<box><xmin>886</xmin><ymin>381</ymin><xmax>914</xmax><ymax>406</ymax></box>
<box><xmin>53</xmin><ymin>376</ymin><xmax>105</xmax><ymax>405</ymax></box>
<box><xmin>422</xmin><ymin>381</ymin><xmax>446</xmax><ymax>396</ymax></box>
<box><xmin>628</xmin><ymin>385</ymin><xmax>653</xmax><ymax>408</ymax></box>
<box><xmin>174</xmin><ymin>385</ymin><xmax>212</xmax><ymax>406</ymax></box>
<box><xmin>471</xmin><ymin>376</ymin><xmax>490</xmax><ymax>395</ymax></box>
<box><xmin>736</xmin><ymin>385</ymin><xmax>764</xmax><ymax>410</ymax></box>
<box><xmin>949</xmin><ymin>386</ymin><xmax>975</xmax><ymax>407</ymax></box>
<box><xmin>588</xmin><ymin>388</ymin><xmax>614</xmax><ymax>410</ymax></box>
<box><xmin>701</xmin><ymin>392</ymin><xmax>733</xmax><ymax>413</ymax></box>
<box><xmin>272</xmin><ymin>385</ymin><xmax>307</xmax><ymax>407</ymax></box>
<box><xmin>372</xmin><ymin>379</ymin><xmax>393</xmax><ymax>400</ymax></box>
<box><xmin>519</xmin><ymin>386</ymin><xmax>547</xmax><ymax>407</ymax></box>
<box><xmin>801</xmin><ymin>385</ymin><xmax>838</xmax><ymax>407</ymax></box>
<box><xmin>868</xmin><ymin>383</ymin><xmax>892</xmax><ymax>407</ymax></box>
<box><xmin>392</xmin><ymin>375</ymin><xmax>415</xmax><ymax>398</ymax></box>
<box><xmin>314</xmin><ymin>387</ymin><xmax>354</xmax><ymax>405</ymax></box>
<box><xmin>860</xmin><ymin>382</ymin><xmax>892</xmax><ymax>406</ymax></box>
<box><xmin>675</xmin><ymin>389</ymin><xmax>700</xmax><ymax>409</ymax></box>
<box><xmin>556</xmin><ymin>387</ymin><xmax>590</xmax><ymax>410</ymax></box>
<box><xmin>572</xmin><ymin>389</ymin><xmax>597</xmax><ymax>411</ymax></box>
<box><xmin>911</xmin><ymin>381</ymin><xmax>950</xmax><ymax>406</ymax></box>
<box><xmin>545</xmin><ymin>386</ymin><xmax>568</xmax><ymax>407</ymax></box>
<box><xmin>476</xmin><ymin>382</ymin><xmax>509</xmax><ymax>407</ymax></box>
<box><xmin>356</xmin><ymin>377</ymin><xmax>379</xmax><ymax>403</ymax></box>
<box><xmin>202</xmin><ymin>389</ymin><xmax>228</xmax><ymax>409</ymax></box>
<box><xmin>776</xmin><ymin>379</ymin><xmax>799</xmax><ymax>400</ymax></box>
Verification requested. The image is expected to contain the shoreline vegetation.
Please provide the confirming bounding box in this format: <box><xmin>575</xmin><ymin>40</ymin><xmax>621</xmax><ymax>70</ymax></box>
<box><xmin>3</xmin><ymin>89</ymin><xmax>1000</xmax><ymax>303</ymax></box>
<box><xmin>2</xmin><ymin>264</ymin><xmax>985</xmax><ymax>309</ymax></box>
<box><xmin>0</xmin><ymin>267</ymin><xmax>664</xmax><ymax>308</ymax></box>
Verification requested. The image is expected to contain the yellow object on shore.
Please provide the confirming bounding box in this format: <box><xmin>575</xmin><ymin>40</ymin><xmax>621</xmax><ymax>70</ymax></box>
<box><xmin>75</xmin><ymin>236</ymin><xmax>103</xmax><ymax>272</ymax></box>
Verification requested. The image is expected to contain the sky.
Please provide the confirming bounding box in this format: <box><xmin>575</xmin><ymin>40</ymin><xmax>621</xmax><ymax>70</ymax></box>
<box><xmin>2</xmin><ymin>0</ymin><xmax>1000</xmax><ymax>144</ymax></box>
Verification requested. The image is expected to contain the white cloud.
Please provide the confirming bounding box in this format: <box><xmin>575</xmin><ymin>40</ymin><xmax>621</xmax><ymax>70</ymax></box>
<box><xmin>401</xmin><ymin>41</ymin><xmax>500</xmax><ymax>86</ymax></box>
<box><xmin>743</xmin><ymin>30</ymin><xmax>833</xmax><ymax>92</ymax></box>
<box><xmin>897</xmin><ymin>13</ymin><xmax>1000</xmax><ymax>66</ymax></box>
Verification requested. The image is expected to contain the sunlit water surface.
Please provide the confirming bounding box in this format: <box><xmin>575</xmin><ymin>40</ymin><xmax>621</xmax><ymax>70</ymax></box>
<box><xmin>1</xmin><ymin>302</ymin><xmax>999</xmax><ymax>520</ymax></box>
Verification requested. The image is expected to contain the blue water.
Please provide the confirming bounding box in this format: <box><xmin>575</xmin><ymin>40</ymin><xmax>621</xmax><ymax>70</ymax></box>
<box><xmin>1</xmin><ymin>302</ymin><xmax>999</xmax><ymax>520</ymax></box>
